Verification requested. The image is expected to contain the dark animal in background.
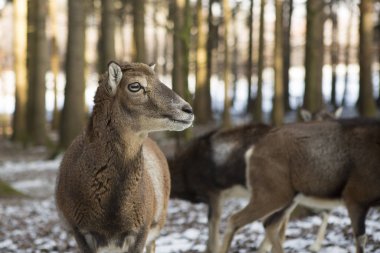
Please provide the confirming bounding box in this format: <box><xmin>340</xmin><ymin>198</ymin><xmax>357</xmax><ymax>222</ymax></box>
<box><xmin>168</xmin><ymin>123</ymin><xmax>271</xmax><ymax>253</ymax></box>
<box><xmin>169</xmin><ymin>108</ymin><xmax>342</xmax><ymax>253</ymax></box>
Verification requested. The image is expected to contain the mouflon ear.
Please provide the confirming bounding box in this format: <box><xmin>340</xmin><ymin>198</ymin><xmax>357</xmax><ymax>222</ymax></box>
<box><xmin>300</xmin><ymin>109</ymin><xmax>312</xmax><ymax>122</ymax></box>
<box><xmin>108</xmin><ymin>61</ymin><xmax>123</xmax><ymax>95</ymax></box>
<box><xmin>148</xmin><ymin>63</ymin><xmax>156</xmax><ymax>71</ymax></box>
<box><xmin>334</xmin><ymin>107</ymin><xmax>343</xmax><ymax>118</ymax></box>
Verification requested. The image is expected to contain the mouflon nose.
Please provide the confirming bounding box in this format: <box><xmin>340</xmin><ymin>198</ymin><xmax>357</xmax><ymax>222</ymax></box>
<box><xmin>181</xmin><ymin>104</ymin><xmax>193</xmax><ymax>115</ymax></box>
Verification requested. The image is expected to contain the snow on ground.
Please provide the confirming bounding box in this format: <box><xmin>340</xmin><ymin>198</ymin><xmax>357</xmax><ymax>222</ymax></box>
<box><xmin>1</xmin><ymin>157</ymin><xmax>380</xmax><ymax>253</ymax></box>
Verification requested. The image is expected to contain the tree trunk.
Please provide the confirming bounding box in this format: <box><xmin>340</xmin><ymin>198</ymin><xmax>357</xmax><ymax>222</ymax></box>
<box><xmin>358</xmin><ymin>0</ymin><xmax>376</xmax><ymax>116</ymax></box>
<box><xmin>282</xmin><ymin>0</ymin><xmax>293</xmax><ymax>111</ymax></box>
<box><xmin>12</xmin><ymin>0</ymin><xmax>28</xmax><ymax>143</ymax></box>
<box><xmin>172</xmin><ymin>0</ymin><xmax>191</xmax><ymax>100</ymax></box>
<box><xmin>172</xmin><ymin>0</ymin><xmax>192</xmax><ymax>143</ymax></box>
<box><xmin>49</xmin><ymin>0</ymin><xmax>60</xmax><ymax>130</ymax></box>
<box><xmin>133</xmin><ymin>0</ymin><xmax>146</xmax><ymax>62</ymax></box>
<box><xmin>59</xmin><ymin>0</ymin><xmax>86</xmax><ymax>149</ymax></box>
<box><xmin>330</xmin><ymin>2</ymin><xmax>338</xmax><ymax>108</ymax></box>
<box><xmin>162</xmin><ymin>29</ymin><xmax>170</xmax><ymax>76</ymax></box>
<box><xmin>194</xmin><ymin>0</ymin><xmax>212</xmax><ymax>124</ymax></box>
<box><xmin>222</xmin><ymin>0</ymin><xmax>232</xmax><ymax>127</ymax></box>
<box><xmin>98</xmin><ymin>0</ymin><xmax>116</xmax><ymax>71</ymax></box>
<box><xmin>378</xmin><ymin>10</ymin><xmax>380</xmax><ymax>107</ymax></box>
<box><xmin>303</xmin><ymin>0</ymin><xmax>325</xmax><ymax>113</ymax></box>
<box><xmin>341</xmin><ymin>4</ymin><xmax>353</xmax><ymax>107</ymax></box>
<box><xmin>153</xmin><ymin>0</ymin><xmax>160</xmax><ymax>67</ymax></box>
<box><xmin>231</xmin><ymin>5</ymin><xmax>239</xmax><ymax>107</ymax></box>
<box><xmin>206</xmin><ymin>0</ymin><xmax>217</xmax><ymax>115</ymax></box>
<box><xmin>26</xmin><ymin>0</ymin><xmax>48</xmax><ymax>145</ymax></box>
<box><xmin>246</xmin><ymin>0</ymin><xmax>254</xmax><ymax>113</ymax></box>
<box><xmin>253</xmin><ymin>0</ymin><xmax>266</xmax><ymax>122</ymax></box>
<box><xmin>272</xmin><ymin>0</ymin><xmax>284</xmax><ymax>126</ymax></box>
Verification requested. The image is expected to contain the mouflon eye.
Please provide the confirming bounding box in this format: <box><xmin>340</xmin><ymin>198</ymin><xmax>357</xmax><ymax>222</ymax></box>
<box><xmin>128</xmin><ymin>82</ymin><xmax>142</xmax><ymax>92</ymax></box>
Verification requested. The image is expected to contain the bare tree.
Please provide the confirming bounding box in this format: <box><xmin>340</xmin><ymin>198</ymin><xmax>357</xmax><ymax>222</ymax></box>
<box><xmin>59</xmin><ymin>0</ymin><xmax>87</xmax><ymax>149</ymax></box>
<box><xmin>282</xmin><ymin>0</ymin><xmax>293</xmax><ymax>110</ymax></box>
<box><xmin>272</xmin><ymin>0</ymin><xmax>284</xmax><ymax>126</ymax></box>
<box><xmin>194</xmin><ymin>0</ymin><xmax>213</xmax><ymax>123</ymax></box>
<box><xmin>329</xmin><ymin>1</ymin><xmax>339</xmax><ymax>108</ymax></box>
<box><xmin>132</xmin><ymin>0</ymin><xmax>146</xmax><ymax>62</ymax></box>
<box><xmin>12</xmin><ymin>0</ymin><xmax>28</xmax><ymax>143</ymax></box>
<box><xmin>341</xmin><ymin>2</ymin><xmax>354</xmax><ymax>107</ymax></box>
<box><xmin>172</xmin><ymin>0</ymin><xmax>191</xmax><ymax>100</ymax></box>
<box><xmin>49</xmin><ymin>0</ymin><xmax>60</xmax><ymax>130</ymax></box>
<box><xmin>26</xmin><ymin>0</ymin><xmax>48</xmax><ymax>145</ymax></box>
<box><xmin>303</xmin><ymin>0</ymin><xmax>326</xmax><ymax>113</ymax></box>
<box><xmin>153</xmin><ymin>0</ymin><xmax>159</xmax><ymax>64</ymax></box>
<box><xmin>358</xmin><ymin>0</ymin><xmax>377</xmax><ymax>116</ymax></box>
<box><xmin>98</xmin><ymin>0</ymin><xmax>116</xmax><ymax>70</ymax></box>
<box><xmin>231</xmin><ymin>4</ymin><xmax>240</xmax><ymax>107</ymax></box>
<box><xmin>222</xmin><ymin>0</ymin><xmax>232</xmax><ymax>127</ymax></box>
<box><xmin>378</xmin><ymin>10</ymin><xmax>380</xmax><ymax>107</ymax></box>
<box><xmin>378</xmin><ymin>12</ymin><xmax>380</xmax><ymax>107</ymax></box>
<box><xmin>253</xmin><ymin>0</ymin><xmax>267</xmax><ymax>122</ymax></box>
<box><xmin>246</xmin><ymin>0</ymin><xmax>254</xmax><ymax>113</ymax></box>
<box><xmin>171</xmin><ymin>0</ymin><xmax>192</xmax><ymax>143</ymax></box>
<box><xmin>206</xmin><ymin>0</ymin><xmax>218</xmax><ymax>116</ymax></box>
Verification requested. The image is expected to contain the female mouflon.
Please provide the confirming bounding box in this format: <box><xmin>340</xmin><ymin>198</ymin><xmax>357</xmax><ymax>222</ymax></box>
<box><xmin>56</xmin><ymin>62</ymin><xmax>194</xmax><ymax>253</ymax></box>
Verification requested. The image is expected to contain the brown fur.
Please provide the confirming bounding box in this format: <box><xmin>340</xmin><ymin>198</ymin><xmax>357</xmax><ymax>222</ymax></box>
<box><xmin>169</xmin><ymin>109</ymin><xmax>337</xmax><ymax>253</ymax></box>
<box><xmin>168</xmin><ymin>123</ymin><xmax>272</xmax><ymax>253</ymax></box>
<box><xmin>56</xmin><ymin>62</ymin><xmax>193</xmax><ymax>253</ymax></box>
<box><xmin>220</xmin><ymin>118</ymin><xmax>380</xmax><ymax>253</ymax></box>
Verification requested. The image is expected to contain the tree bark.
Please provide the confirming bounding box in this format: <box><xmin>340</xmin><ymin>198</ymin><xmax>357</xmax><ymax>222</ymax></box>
<box><xmin>153</xmin><ymin>0</ymin><xmax>159</xmax><ymax>65</ymax></box>
<box><xmin>132</xmin><ymin>0</ymin><xmax>146</xmax><ymax>62</ymax></box>
<box><xmin>330</xmin><ymin>2</ymin><xmax>338</xmax><ymax>108</ymax></box>
<box><xmin>222</xmin><ymin>0</ymin><xmax>232</xmax><ymax>127</ymax></box>
<box><xmin>358</xmin><ymin>0</ymin><xmax>376</xmax><ymax>116</ymax></box>
<box><xmin>378</xmin><ymin>10</ymin><xmax>380</xmax><ymax>107</ymax></box>
<box><xmin>172</xmin><ymin>0</ymin><xmax>191</xmax><ymax>100</ymax></box>
<box><xmin>49</xmin><ymin>0</ymin><xmax>60</xmax><ymax>130</ymax></box>
<box><xmin>26</xmin><ymin>0</ymin><xmax>48</xmax><ymax>145</ymax></box>
<box><xmin>272</xmin><ymin>0</ymin><xmax>284</xmax><ymax>126</ymax></box>
<box><xmin>282</xmin><ymin>0</ymin><xmax>293</xmax><ymax>110</ymax></box>
<box><xmin>172</xmin><ymin>0</ymin><xmax>192</xmax><ymax>143</ymax></box>
<box><xmin>98</xmin><ymin>0</ymin><xmax>116</xmax><ymax>70</ymax></box>
<box><xmin>59</xmin><ymin>0</ymin><xmax>86</xmax><ymax>149</ymax></box>
<box><xmin>341</xmin><ymin>4</ymin><xmax>353</xmax><ymax>107</ymax></box>
<box><xmin>246</xmin><ymin>0</ymin><xmax>254</xmax><ymax>113</ymax></box>
<box><xmin>206</xmin><ymin>0</ymin><xmax>217</xmax><ymax>116</ymax></box>
<box><xmin>194</xmin><ymin>0</ymin><xmax>212</xmax><ymax>124</ymax></box>
<box><xmin>303</xmin><ymin>0</ymin><xmax>325</xmax><ymax>113</ymax></box>
<box><xmin>231</xmin><ymin>5</ymin><xmax>239</xmax><ymax>107</ymax></box>
<box><xmin>253</xmin><ymin>0</ymin><xmax>266</xmax><ymax>122</ymax></box>
<box><xmin>12</xmin><ymin>0</ymin><xmax>28</xmax><ymax>143</ymax></box>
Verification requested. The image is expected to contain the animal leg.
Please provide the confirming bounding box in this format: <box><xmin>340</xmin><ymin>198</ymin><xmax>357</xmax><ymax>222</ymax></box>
<box><xmin>345</xmin><ymin>201</ymin><xmax>368</xmax><ymax>253</ymax></box>
<box><xmin>257</xmin><ymin>235</ymin><xmax>271</xmax><ymax>253</ymax></box>
<box><xmin>205</xmin><ymin>192</ymin><xmax>222</xmax><ymax>253</ymax></box>
<box><xmin>265</xmin><ymin>219</ymin><xmax>285</xmax><ymax>253</ymax></box>
<box><xmin>309</xmin><ymin>211</ymin><xmax>330</xmax><ymax>252</ymax></box>
<box><xmin>219</xmin><ymin>197</ymin><xmax>290</xmax><ymax>253</ymax></box>
<box><xmin>258</xmin><ymin>198</ymin><xmax>297</xmax><ymax>253</ymax></box>
<box><xmin>146</xmin><ymin>240</ymin><xmax>156</xmax><ymax>253</ymax></box>
<box><xmin>263</xmin><ymin>205</ymin><xmax>295</xmax><ymax>253</ymax></box>
<box><xmin>72</xmin><ymin>228</ymin><xmax>94</xmax><ymax>253</ymax></box>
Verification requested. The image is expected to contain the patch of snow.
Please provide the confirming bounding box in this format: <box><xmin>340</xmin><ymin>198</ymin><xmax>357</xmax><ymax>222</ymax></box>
<box><xmin>0</xmin><ymin>157</ymin><xmax>62</xmax><ymax>176</ymax></box>
<box><xmin>1</xmin><ymin>159</ymin><xmax>380</xmax><ymax>253</ymax></box>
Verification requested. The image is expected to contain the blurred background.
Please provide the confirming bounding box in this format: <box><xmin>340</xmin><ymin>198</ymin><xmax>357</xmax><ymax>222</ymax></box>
<box><xmin>1</xmin><ymin>1</ymin><xmax>380</xmax><ymax>251</ymax></box>
<box><xmin>0</xmin><ymin>0</ymin><xmax>379</xmax><ymax>148</ymax></box>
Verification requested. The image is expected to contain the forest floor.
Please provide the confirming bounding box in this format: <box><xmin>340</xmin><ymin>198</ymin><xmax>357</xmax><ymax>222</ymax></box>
<box><xmin>1</xmin><ymin>136</ymin><xmax>380</xmax><ymax>253</ymax></box>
